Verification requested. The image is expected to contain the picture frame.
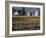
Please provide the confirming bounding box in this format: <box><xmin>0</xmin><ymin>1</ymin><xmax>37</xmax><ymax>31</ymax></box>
<box><xmin>5</xmin><ymin>1</ymin><xmax>45</xmax><ymax>37</ymax></box>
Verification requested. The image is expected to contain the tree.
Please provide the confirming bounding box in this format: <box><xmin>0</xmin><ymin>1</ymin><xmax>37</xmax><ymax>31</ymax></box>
<box><xmin>22</xmin><ymin>7</ymin><xmax>25</xmax><ymax>15</ymax></box>
<box><xmin>17</xmin><ymin>10</ymin><xmax>22</xmax><ymax>15</ymax></box>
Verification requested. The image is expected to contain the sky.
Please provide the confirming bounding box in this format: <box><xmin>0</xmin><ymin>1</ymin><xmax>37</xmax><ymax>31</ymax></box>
<box><xmin>12</xmin><ymin>7</ymin><xmax>40</xmax><ymax>14</ymax></box>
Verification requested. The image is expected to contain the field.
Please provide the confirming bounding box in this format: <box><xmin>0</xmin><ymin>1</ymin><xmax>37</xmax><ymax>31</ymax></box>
<box><xmin>12</xmin><ymin>16</ymin><xmax>40</xmax><ymax>31</ymax></box>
